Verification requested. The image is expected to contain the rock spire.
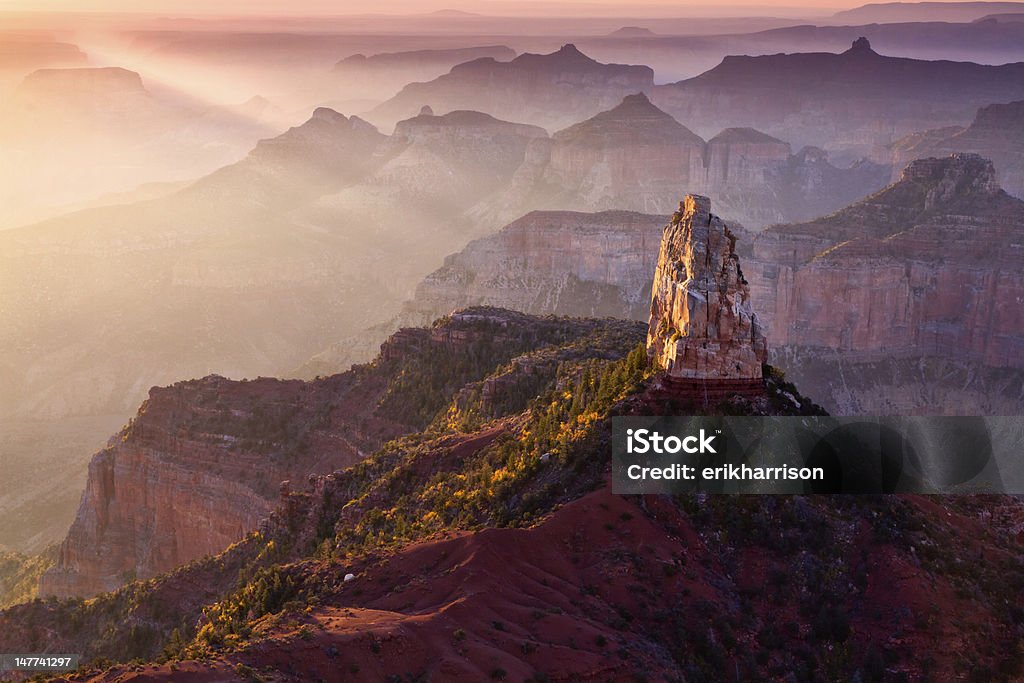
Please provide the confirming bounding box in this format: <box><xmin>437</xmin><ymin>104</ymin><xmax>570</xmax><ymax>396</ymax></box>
<box><xmin>646</xmin><ymin>195</ymin><xmax>767</xmax><ymax>379</ymax></box>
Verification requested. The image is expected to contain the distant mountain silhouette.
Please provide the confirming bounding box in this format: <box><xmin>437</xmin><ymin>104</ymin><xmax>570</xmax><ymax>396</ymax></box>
<box><xmin>651</xmin><ymin>38</ymin><xmax>1024</xmax><ymax>159</ymax></box>
<box><xmin>834</xmin><ymin>1</ymin><xmax>1024</xmax><ymax>23</ymax></box>
<box><xmin>369</xmin><ymin>44</ymin><xmax>653</xmax><ymax>131</ymax></box>
<box><xmin>477</xmin><ymin>93</ymin><xmax>889</xmax><ymax>231</ymax></box>
<box><xmin>608</xmin><ymin>26</ymin><xmax>657</xmax><ymax>37</ymax></box>
<box><xmin>333</xmin><ymin>45</ymin><xmax>515</xmax><ymax>100</ymax></box>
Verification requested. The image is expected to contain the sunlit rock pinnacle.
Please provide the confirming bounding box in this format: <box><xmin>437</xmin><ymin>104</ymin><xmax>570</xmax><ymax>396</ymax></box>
<box><xmin>647</xmin><ymin>194</ymin><xmax>767</xmax><ymax>379</ymax></box>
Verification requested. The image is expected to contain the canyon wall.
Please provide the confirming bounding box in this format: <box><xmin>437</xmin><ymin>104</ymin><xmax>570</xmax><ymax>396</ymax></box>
<box><xmin>39</xmin><ymin>310</ymin><xmax>618</xmax><ymax>598</ymax></box>
<box><xmin>748</xmin><ymin>154</ymin><xmax>1024</xmax><ymax>368</ymax></box>
<box><xmin>39</xmin><ymin>371</ymin><xmax>406</xmax><ymax>598</ymax></box>
<box><xmin>391</xmin><ymin>153</ymin><xmax>1024</xmax><ymax>414</ymax></box>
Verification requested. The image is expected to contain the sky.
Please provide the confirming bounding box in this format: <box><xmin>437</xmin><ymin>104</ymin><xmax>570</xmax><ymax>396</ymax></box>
<box><xmin>0</xmin><ymin>0</ymin><xmax>860</xmax><ymax>17</ymax></box>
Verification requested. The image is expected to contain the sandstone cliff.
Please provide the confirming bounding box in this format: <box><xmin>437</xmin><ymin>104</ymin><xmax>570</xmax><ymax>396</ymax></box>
<box><xmin>748</xmin><ymin>154</ymin><xmax>1022</xmax><ymax>366</ymax></box>
<box><xmin>408</xmin><ymin>210</ymin><xmax>666</xmax><ymax>323</ymax></box>
<box><xmin>381</xmin><ymin>154</ymin><xmax>1024</xmax><ymax>414</ymax></box>
<box><xmin>38</xmin><ymin>371</ymin><xmax>407</xmax><ymax>599</ymax></box>
<box><xmin>647</xmin><ymin>195</ymin><xmax>767</xmax><ymax>379</ymax></box>
<box><xmin>539</xmin><ymin>93</ymin><xmax>706</xmax><ymax>214</ymax></box>
<box><xmin>743</xmin><ymin>153</ymin><xmax>1024</xmax><ymax>411</ymax></box>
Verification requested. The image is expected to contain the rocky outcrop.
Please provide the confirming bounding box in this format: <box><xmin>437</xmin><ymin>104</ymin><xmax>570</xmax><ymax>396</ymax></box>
<box><xmin>700</xmin><ymin>128</ymin><xmax>795</xmax><ymax>227</ymax></box>
<box><xmin>539</xmin><ymin>93</ymin><xmax>706</xmax><ymax>214</ymax></box>
<box><xmin>486</xmin><ymin>93</ymin><xmax>890</xmax><ymax>229</ymax></box>
<box><xmin>381</xmin><ymin>154</ymin><xmax>1024</xmax><ymax>414</ymax></box>
<box><xmin>704</xmin><ymin>127</ymin><xmax>791</xmax><ymax>185</ymax></box>
<box><xmin>390</xmin><ymin>109</ymin><xmax>547</xmax><ymax>181</ymax></box>
<box><xmin>369</xmin><ymin>44</ymin><xmax>654</xmax><ymax>131</ymax></box>
<box><xmin>890</xmin><ymin>99</ymin><xmax>1024</xmax><ymax>199</ymax></box>
<box><xmin>651</xmin><ymin>39</ymin><xmax>1024</xmax><ymax>160</ymax></box>
<box><xmin>647</xmin><ymin>195</ymin><xmax>767</xmax><ymax>379</ymax></box>
<box><xmin>194</xmin><ymin>107</ymin><xmax>387</xmax><ymax>201</ymax></box>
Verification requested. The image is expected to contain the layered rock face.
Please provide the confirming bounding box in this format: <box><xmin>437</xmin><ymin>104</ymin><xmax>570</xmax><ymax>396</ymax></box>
<box><xmin>748</xmin><ymin>154</ymin><xmax>1020</xmax><ymax>364</ymax></box>
<box><xmin>540</xmin><ymin>93</ymin><xmax>707</xmax><ymax>214</ymax></box>
<box><xmin>650</xmin><ymin>39</ymin><xmax>1024</xmax><ymax>159</ymax></box>
<box><xmin>38</xmin><ymin>370</ymin><xmax>409</xmax><ymax>598</ymax></box>
<box><xmin>703</xmin><ymin>127</ymin><xmax>791</xmax><ymax>185</ymax></box>
<box><xmin>411</xmin><ymin>210</ymin><xmax>666</xmax><ymax>321</ymax></box>
<box><xmin>744</xmin><ymin>153</ymin><xmax>1024</xmax><ymax>412</ymax></box>
<box><xmin>387</xmin><ymin>154</ymin><xmax>1024</xmax><ymax>413</ymax></box>
<box><xmin>389</xmin><ymin>109</ymin><xmax>548</xmax><ymax>185</ymax></box>
<box><xmin>370</xmin><ymin>44</ymin><xmax>654</xmax><ymax>131</ymax></box>
<box><xmin>647</xmin><ymin>195</ymin><xmax>767</xmax><ymax>379</ymax></box>
<box><xmin>701</xmin><ymin>128</ymin><xmax>801</xmax><ymax>227</ymax></box>
<box><xmin>890</xmin><ymin>99</ymin><xmax>1024</xmax><ymax>199</ymax></box>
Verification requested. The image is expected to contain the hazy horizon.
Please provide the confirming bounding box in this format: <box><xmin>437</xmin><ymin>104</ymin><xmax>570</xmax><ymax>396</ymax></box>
<box><xmin>0</xmin><ymin>0</ymin><xmax>876</xmax><ymax>19</ymax></box>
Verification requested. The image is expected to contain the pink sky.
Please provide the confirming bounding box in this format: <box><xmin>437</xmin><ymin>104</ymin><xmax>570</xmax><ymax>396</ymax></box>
<box><xmin>0</xmin><ymin>0</ymin><xmax>863</xmax><ymax>17</ymax></box>
<box><xmin>0</xmin><ymin>0</ymin><xmax>1004</xmax><ymax>20</ymax></box>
